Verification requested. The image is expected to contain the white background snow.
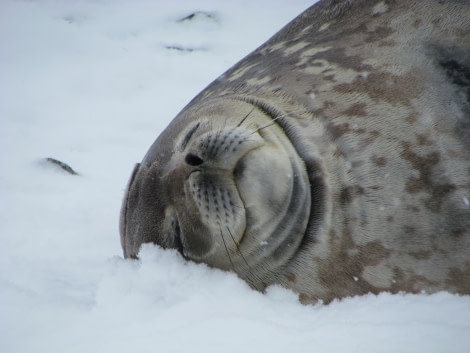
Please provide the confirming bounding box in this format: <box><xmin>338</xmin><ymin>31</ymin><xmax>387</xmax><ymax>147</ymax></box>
<box><xmin>1</xmin><ymin>1</ymin><xmax>469</xmax><ymax>352</ymax></box>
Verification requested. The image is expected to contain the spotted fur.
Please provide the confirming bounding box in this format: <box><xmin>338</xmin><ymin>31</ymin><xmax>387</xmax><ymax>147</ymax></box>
<box><xmin>121</xmin><ymin>0</ymin><xmax>470</xmax><ymax>304</ymax></box>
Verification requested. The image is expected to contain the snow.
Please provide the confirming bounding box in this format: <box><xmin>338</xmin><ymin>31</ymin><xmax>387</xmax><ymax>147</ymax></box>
<box><xmin>1</xmin><ymin>1</ymin><xmax>469</xmax><ymax>352</ymax></box>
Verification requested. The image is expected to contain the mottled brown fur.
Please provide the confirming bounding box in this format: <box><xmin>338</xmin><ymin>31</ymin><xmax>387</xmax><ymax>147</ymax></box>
<box><xmin>121</xmin><ymin>0</ymin><xmax>470</xmax><ymax>304</ymax></box>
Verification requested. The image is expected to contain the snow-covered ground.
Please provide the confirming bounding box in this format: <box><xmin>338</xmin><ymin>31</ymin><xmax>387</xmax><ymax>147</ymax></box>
<box><xmin>1</xmin><ymin>1</ymin><xmax>469</xmax><ymax>352</ymax></box>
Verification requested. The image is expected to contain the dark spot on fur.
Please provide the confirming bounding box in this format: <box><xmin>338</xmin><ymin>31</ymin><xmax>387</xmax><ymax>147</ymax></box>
<box><xmin>361</xmin><ymin>241</ymin><xmax>392</xmax><ymax>266</ymax></box>
<box><xmin>316</xmin><ymin>219</ymin><xmax>392</xmax><ymax>303</ymax></box>
<box><xmin>285</xmin><ymin>272</ymin><xmax>297</xmax><ymax>283</ymax></box>
<box><xmin>334</xmin><ymin>70</ymin><xmax>422</xmax><ymax>107</ymax></box>
<box><xmin>407</xmin><ymin>205</ymin><xmax>420</xmax><ymax>213</ymax></box>
<box><xmin>340</xmin><ymin>185</ymin><xmax>365</xmax><ymax>204</ymax></box>
<box><xmin>403</xmin><ymin>225</ymin><xmax>416</xmax><ymax>235</ymax></box>
<box><xmin>341</xmin><ymin>102</ymin><xmax>368</xmax><ymax>117</ymax></box>
<box><xmin>306</xmin><ymin>47</ymin><xmax>374</xmax><ymax>73</ymax></box>
<box><xmin>326</xmin><ymin>122</ymin><xmax>380</xmax><ymax>143</ymax></box>
<box><xmin>446</xmin><ymin>264</ymin><xmax>470</xmax><ymax>293</ymax></box>
<box><xmin>412</xmin><ymin>19</ymin><xmax>422</xmax><ymax>28</ymax></box>
<box><xmin>406</xmin><ymin>112</ymin><xmax>420</xmax><ymax>124</ymax></box>
<box><xmin>326</xmin><ymin>122</ymin><xmax>351</xmax><ymax>139</ymax></box>
<box><xmin>371</xmin><ymin>155</ymin><xmax>387</xmax><ymax>167</ymax></box>
<box><xmin>431</xmin><ymin>17</ymin><xmax>441</xmax><ymax>27</ymax></box>
<box><xmin>401</xmin><ymin>142</ymin><xmax>456</xmax><ymax>212</ymax></box>
<box><xmin>451</xmin><ymin>228</ymin><xmax>466</xmax><ymax>237</ymax></box>
<box><xmin>323</xmin><ymin>74</ymin><xmax>336</xmax><ymax>81</ymax></box>
<box><xmin>378</xmin><ymin>39</ymin><xmax>396</xmax><ymax>47</ymax></box>
<box><xmin>364</xmin><ymin>25</ymin><xmax>394</xmax><ymax>43</ymax></box>
<box><xmin>329</xmin><ymin>229</ymin><xmax>337</xmax><ymax>238</ymax></box>
<box><xmin>440</xmin><ymin>59</ymin><xmax>470</xmax><ymax>101</ymax></box>
<box><xmin>416</xmin><ymin>133</ymin><xmax>434</xmax><ymax>146</ymax></box>
<box><xmin>351</xmin><ymin>160</ymin><xmax>365</xmax><ymax>168</ymax></box>
<box><xmin>424</xmin><ymin>185</ymin><xmax>457</xmax><ymax>212</ymax></box>
<box><xmin>298</xmin><ymin>293</ymin><xmax>312</xmax><ymax>304</ymax></box>
<box><xmin>368</xmin><ymin>185</ymin><xmax>383</xmax><ymax>191</ymax></box>
<box><xmin>427</xmin><ymin>45</ymin><xmax>470</xmax><ymax>143</ymax></box>
<box><xmin>408</xmin><ymin>250</ymin><xmax>432</xmax><ymax>260</ymax></box>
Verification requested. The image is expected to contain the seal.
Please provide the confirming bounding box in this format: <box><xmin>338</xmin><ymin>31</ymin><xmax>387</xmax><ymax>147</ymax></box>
<box><xmin>120</xmin><ymin>0</ymin><xmax>470</xmax><ymax>304</ymax></box>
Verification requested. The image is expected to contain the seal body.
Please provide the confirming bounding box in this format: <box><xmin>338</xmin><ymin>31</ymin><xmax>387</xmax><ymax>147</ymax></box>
<box><xmin>120</xmin><ymin>0</ymin><xmax>470</xmax><ymax>304</ymax></box>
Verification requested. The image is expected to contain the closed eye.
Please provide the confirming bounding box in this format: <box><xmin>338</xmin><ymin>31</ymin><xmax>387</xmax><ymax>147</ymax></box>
<box><xmin>181</xmin><ymin>122</ymin><xmax>200</xmax><ymax>150</ymax></box>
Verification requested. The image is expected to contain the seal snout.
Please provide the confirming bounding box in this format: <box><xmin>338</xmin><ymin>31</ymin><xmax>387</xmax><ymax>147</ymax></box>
<box><xmin>183</xmin><ymin>126</ymin><xmax>265</xmax><ymax>174</ymax></box>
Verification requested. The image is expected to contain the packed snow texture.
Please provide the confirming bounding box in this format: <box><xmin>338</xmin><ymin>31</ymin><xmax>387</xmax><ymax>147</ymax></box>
<box><xmin>1</xmin><ymin>1</ymin><xmax>469</xmax><ymax>352</ymax></box>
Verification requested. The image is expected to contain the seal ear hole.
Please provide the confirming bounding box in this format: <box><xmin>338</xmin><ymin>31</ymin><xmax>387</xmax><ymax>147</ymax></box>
<box><xmin>185</xmin><ymin>153</ymin><xmax>204</xmax><ymax>166</ymax></box>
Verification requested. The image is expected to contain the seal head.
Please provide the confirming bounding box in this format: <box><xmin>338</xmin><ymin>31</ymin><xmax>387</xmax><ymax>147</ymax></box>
<box><xmin>120</xmin><ymin>99</ymin><xmax>312</xmax><ymax>287</ymax></box>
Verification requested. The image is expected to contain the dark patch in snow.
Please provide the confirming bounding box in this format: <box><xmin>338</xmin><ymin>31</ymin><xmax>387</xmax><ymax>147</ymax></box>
<box><xmin>177</xmin><ymin>11</ymin><xmax>218</xmax><ymax>23</ymax></box>
<box><xmin>41</xmin><ymin>157</ymin><xmax>79</xmax><ymax>175</ymax></box>
<box><xmin>165</xmin><ymin>45</ymin><xmax>207</xmax><ymax>52</ymax></box>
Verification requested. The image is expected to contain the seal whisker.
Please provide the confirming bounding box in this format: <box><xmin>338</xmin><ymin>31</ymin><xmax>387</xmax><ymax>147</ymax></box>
<box><xmin>249</xmin><ymin>114</ymin><xmax>289</xmax><ymax>135</ymax></box>
<box><xmin>219</xmin><ymin>229</ymin><xmax>235</xmax><ymax>271</ymax></box>
<box><xmin>237</xmin><ymin>106</ymin><xmax>256</xmax><ymax>127</ymax></box>
<box><xmin>248</xmin><ymin>109</ymin><xmax>310</xmax><ymax>136</ymax></box>
<box><xmin>226</xmin><ymin>226</ymin><xmax>251</xmax><ymax>269</ymax></box>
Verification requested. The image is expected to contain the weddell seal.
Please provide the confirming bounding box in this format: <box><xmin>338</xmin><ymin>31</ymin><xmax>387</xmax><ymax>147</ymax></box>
<box><xmin>120</xmin><ymin>0</ymin><xmax>470</xmax><ymax>304</ymax></box>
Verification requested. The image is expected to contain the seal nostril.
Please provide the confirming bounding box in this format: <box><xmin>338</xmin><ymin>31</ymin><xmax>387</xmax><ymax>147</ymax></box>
<box><xmin>185</xmin><ymin>153</ymin><xmax>204</xmax><ymax>166</ymax></box>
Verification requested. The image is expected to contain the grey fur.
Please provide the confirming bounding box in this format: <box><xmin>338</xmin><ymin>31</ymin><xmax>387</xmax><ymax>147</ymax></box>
<box><xmin>121</xmin><ymin>0</ymin><xmax>470</xmax><ymax>303</ymax></box>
